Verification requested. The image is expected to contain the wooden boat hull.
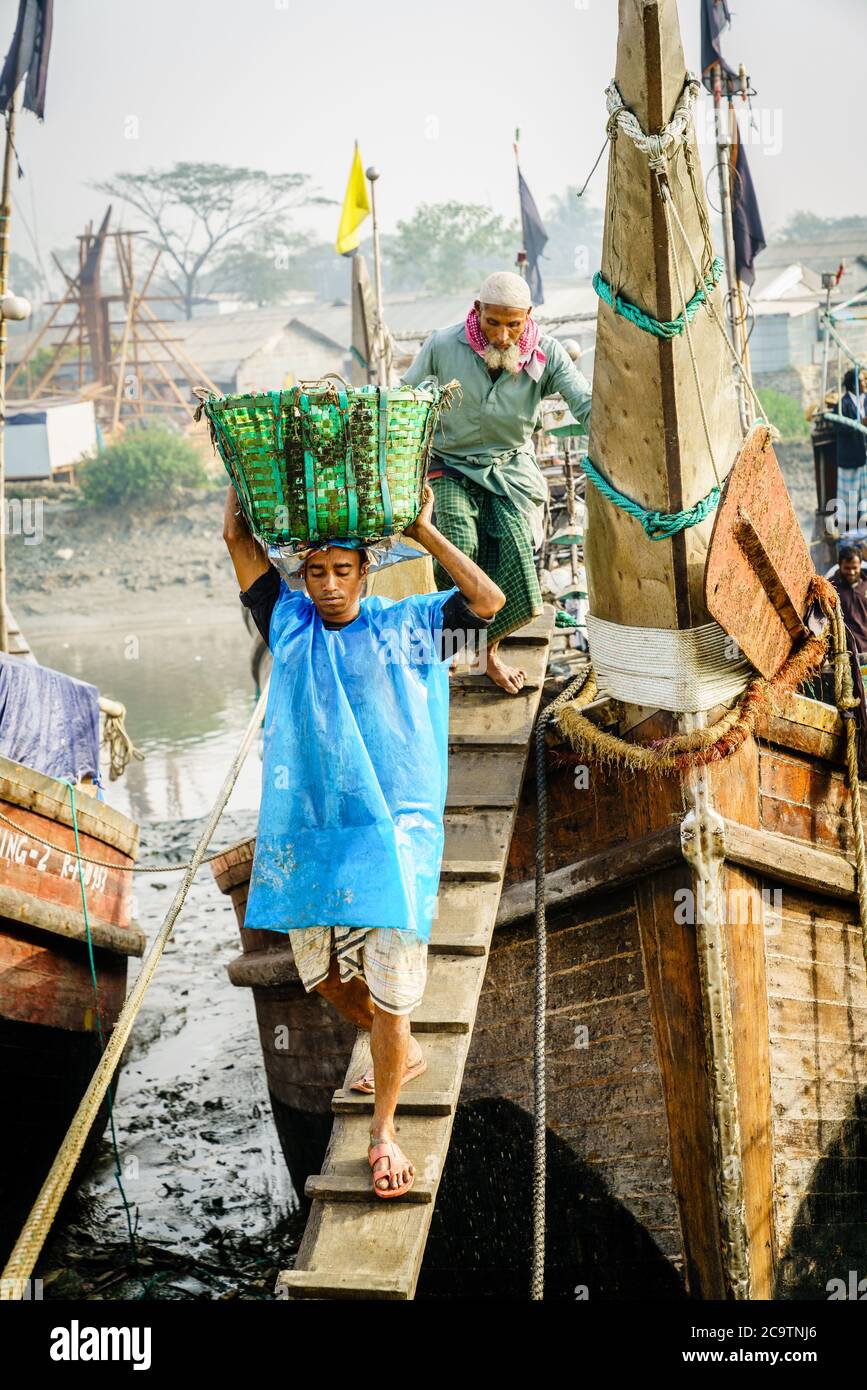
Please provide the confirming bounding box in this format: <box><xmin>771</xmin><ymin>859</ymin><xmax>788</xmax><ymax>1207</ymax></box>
<box><xmin>0</xmin><ymin>756</ymin><xmax>142</xmax><ymax>1262</ymax></box>
<box><xmin>213</xmin><ymin>688</ymin><xmax>867</xmax><ymax>1298</ymax></box>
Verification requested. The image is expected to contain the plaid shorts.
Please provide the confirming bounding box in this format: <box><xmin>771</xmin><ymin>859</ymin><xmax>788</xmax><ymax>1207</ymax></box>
<box><xmin>289</xmin><ymin>925</ymin><xmax>429</xmax><ymax>1016</ymax></box>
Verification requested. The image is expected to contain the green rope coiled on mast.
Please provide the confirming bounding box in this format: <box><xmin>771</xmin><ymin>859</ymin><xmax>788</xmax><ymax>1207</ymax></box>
<box><xmin>582</xmin><ymin>454</ymin><xmax>720</xmax><ymax>540</ymax></box>
<box><xmin>592</xmin><ymin>256</ymin><xmax>724</xmax><ymax>339</ymax></box>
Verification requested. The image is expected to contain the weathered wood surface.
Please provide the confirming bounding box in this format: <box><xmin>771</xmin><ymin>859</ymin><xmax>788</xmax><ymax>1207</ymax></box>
<box><xmin>764</xmin><ymin>893</ymin><xmax>867</xmax><ymax>1290</ymax></box>
<box><xmin>2</xmin><ymin>603</ymin><xmax>36</xmax><ymax>663</ymax></box>
<box><xmin>0</xmin><ymin>885</ymin><xmax>145</xmax><ymax>958</ymax></box>
<box><xmin>705</xmin><ymin>424</ymin><xmax>814</xmax><ymax>679</ymax></box>
<box><xmin>0</xmin><ymin>759</ymin><xmax>139</xmax><ymax>1036</ymax></box>
<box><xmin>583</xmin><ymin>0</ymin><xmax>742</xmax><ymax>632</ymax></box>
<box><xmin>212</xmin><ymin>611</ymin><xmax>556</xmax><ymax>1300</ymax></box>
<box><xmin>0</xmin><ymin>795</ymin><xmax>134</xmax><ymax>935</ymax></box>
<box><xmin>0</xmin><ymin>754</ymin><xmax>139</xmax><ymax>860</ymax></box>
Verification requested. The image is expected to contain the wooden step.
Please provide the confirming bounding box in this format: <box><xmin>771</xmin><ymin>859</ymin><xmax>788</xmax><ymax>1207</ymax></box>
<box><xmin>448</xmin><ymin>689</ymin><xmax>539</xmax><ymax>746</ymax></box>
<box><xmin>501</xmin><ymin>615</ymin><xmax>553</xmax><ymax>645</ymax></box>
<box><xmin>445</xmin><ymin>747</ymin><xmax>527</xmax><ymax>808</ymax></box>
<box><xmin>276</xmin><ymin>1269</ymin><xmax>412</xmax><ymax>1300</ymax></box>
<box><xmin>444</xmin><ymin>808</ymin><xmax>512</xmax><ymax>870</ymax></box>
<box><xmin>332</xmin><ymin>1089</ymin><xmax>453</xmax><ymax>1115</ymax></box>
<box><xmin>305</xmin><ymin>1174</ymin><xmax>435</xmax><ymax>1203</ymax></box>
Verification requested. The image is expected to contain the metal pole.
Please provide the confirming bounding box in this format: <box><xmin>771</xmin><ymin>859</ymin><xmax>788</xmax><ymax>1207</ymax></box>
<box><xmin>0</xmin><ymin>86</ymin><xmax>19</xmax><ymax>653</ymax></box>
<box><xmin>365</xmin><ymin>166</ymin><xmax>388</xmax><ymax>387</ymax></box>
<box><xmin>513</xmin><ymin>128</ymin><xmax>528</xmax><ymax>283</ymax></box>
<box><xmin>820</xmin><ymin>280</ymin><xmax>833</xmax><ymax>407</ymax></box>
<box><xmin>711</xmin><ymin>64</ymin><xmax>750</xmax><ymax>433</ymax></box>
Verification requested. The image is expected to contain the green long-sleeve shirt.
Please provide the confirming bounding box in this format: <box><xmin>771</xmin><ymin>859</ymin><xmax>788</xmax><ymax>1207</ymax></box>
<box><xmin>402</xmin><ymin>321</ymin><xmax>592</xmax><ymax>519</ymax></box>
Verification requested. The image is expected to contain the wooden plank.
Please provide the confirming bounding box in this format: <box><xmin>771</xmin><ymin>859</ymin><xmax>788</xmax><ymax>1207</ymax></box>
<box><xmin>0</xmin><ymin>884</ymin><xmax>145</xmax><ymax>958</ymax></box>
<box><xmin>633</xmin><ymin>865</ymin><xmax>728</xmax><ymax>1299</ymax></box>
<box><xmin>275</xmin><ymin>1268</ymin><xmax>410</xmax><ymax>1300</ymax></box>
<box><xmin>496</xmin><ymin>825</ymin><xmax>681</xmax><ymax>927</ymax></box>
<box><xmin>438</xmin><ymin>859</ymin><xmax>501</xmax><ymax>882</ymax></box>
<box><xmin>335</xmin><ymin>1030</ymin><xmax>466</xmax><ymax>1114</ymax></box>
<box><xmin>500</xmin><ymin>616</ymin><xmax>552</xmax><ymax>645</ymax></box>
<box><xmin>278</xmin><ymin>610</ymin><xmax>550</xmax><ymax>1299</ymax></box>
<box><xmin>429</xmin><ymin>880</ymin><xmax>500</xmax><ymax>954</ymax></box>
<box><xmin>722</xmin><ymin>818</ymin><xmax>856</xmax><ymax>900</ymax></box>
<box><xmin>705</xmin><ymin>424</ymin><xmax>814</xmax><ymax>679</ymax></box>
<box><xmin>722</xmin><ymin>864</ymin><xmax>775</xmax><ymax>1299</ymax></box>
<box><xmin>305</xmin><ymin>1174</ymin><xmax>435</xmax><ymax>1203</ymax></box>
<box><xmin>411</xmin><ymin>953</ymin><xmax>485</xmax><ymax>1032</ymax></box>
<box><xmin>0</xmin><ymin>755</ymin><xmax>139</xmax><ymax>859</ymax></box>
<box><xmin>331</xmin><ymin>1090</ymin><xmax>453</xmax><ymax>1116</ymax></box>
<box><xmin>443</xmin><ymin>808</ymin><xmax>511</xmax><ymax>872</ymax></box>
<box><xmin>445</xmin><ymin>748</ymin><xmax>526</xmax><ymax>808</ymax></box>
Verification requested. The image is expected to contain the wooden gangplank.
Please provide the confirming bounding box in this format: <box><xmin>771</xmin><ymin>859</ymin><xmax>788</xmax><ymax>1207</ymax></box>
<box><xmin>275</xmin><ymin>608</ymin><xmax>555</xmax><ymax>1300</ymax></box>
<box><xmin>2</xmin><ymin>603</ymin><xmax>36</xmax><ymax>663</ymax></box>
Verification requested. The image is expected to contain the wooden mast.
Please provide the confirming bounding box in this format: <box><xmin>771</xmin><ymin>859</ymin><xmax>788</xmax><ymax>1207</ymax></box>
<box><xmin>582</xmin><ymin>0</ymin><xmax>761</xmax><ymax>1300</ymax></box>
<box><xmin>584</xmin><ymin>0</ymin><xmax>742</xmax><ymax>633</ymax></box>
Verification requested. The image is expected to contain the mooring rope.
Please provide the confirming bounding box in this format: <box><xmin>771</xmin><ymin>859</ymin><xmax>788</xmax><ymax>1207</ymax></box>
<box><xmin>532</xmin><ymin>667</ymin><xmax>594</xmax><ymax>1301</ymax></box>
<box><xmin>0</xmin><ymin>680</ymin><xmax>270</xmax><ymax>1301</ymax></box>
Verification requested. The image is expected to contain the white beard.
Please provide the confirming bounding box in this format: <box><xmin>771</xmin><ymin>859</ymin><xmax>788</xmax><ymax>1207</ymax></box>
<box><xmin>483</xmin><ymin>341</ymin><xmax>521</xmax><ymax>374</ymax></box>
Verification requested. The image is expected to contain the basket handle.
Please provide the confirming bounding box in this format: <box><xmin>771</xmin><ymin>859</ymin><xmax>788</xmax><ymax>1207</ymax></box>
<box><xmin>296</xmin><ymin>371</ymin><xmax>353</xmax><ymax>393</ymax></box>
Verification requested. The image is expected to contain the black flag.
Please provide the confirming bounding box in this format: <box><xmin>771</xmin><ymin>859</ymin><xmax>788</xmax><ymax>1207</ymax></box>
<box><xmin>701</xmin><ymin>0</ymin><xmax>736</xmax><ymax>91</ymax></box>
<box><xmin>0</xmin><ymin>0</ymin><xmax>53</xmax><ymax>120</ymax></box>
<box><xmin>731</xmin><ymin>118</ymin><xmax>766</xmax><ymax>287</ymax></box>
<box><xmin>517</xmin><ymin>167</ymin><xmax>548</xmax><ymax>306</ymax></box>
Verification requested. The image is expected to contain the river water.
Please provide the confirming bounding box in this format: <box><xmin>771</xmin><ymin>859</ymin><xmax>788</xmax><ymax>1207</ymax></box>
<box><xmin>32</xmin><ymin>615</ymin><xmax>303</xmax><ymax>1301</ymax></box>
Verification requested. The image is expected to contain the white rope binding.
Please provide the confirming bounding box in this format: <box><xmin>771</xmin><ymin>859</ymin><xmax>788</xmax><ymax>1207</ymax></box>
<box><xmin>587</xmin><ymin>614</ymin><xmax>754</xmax><ymax>713</ymax></box>
<box><xmin>605</xmin><ymin>71</ymin><xmax>702</xmax><ymax>168</ymax></box>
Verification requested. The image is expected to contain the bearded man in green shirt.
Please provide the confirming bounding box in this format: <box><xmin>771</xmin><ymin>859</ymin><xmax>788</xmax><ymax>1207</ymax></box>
<box><xmin>402</xmin><ymin>270</ymin><xmax>592</xmax><ymax>692</ymax></box>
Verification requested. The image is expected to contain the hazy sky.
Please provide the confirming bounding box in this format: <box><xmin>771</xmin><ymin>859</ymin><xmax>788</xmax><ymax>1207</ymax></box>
<box><xmin>3</xmin><ymin>0</ymin><xmax>865</xmax><ymax>278</ymax></box>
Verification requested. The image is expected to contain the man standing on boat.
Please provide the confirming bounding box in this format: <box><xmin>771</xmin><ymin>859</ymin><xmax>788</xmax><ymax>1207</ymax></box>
<box><xmin>836</xmin><ymin>368</ymin><xmax>867</xmax><ymax>534</ymax></box>
<box><xmin>402</xmin><ymin>270</ymin><xmax>592</xmax><ymax>693</ymax></box>
<box><xmin>222</xmin><ymin>485</ymin><xmax>504</xmax><ymax>1199</ymax></box>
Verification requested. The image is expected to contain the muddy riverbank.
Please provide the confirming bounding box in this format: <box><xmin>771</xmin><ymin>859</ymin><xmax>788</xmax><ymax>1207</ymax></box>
<box><xmin>34</xmin><ymin>813</ymin><xmax>304</xmax><ymax>1302</ymax></box>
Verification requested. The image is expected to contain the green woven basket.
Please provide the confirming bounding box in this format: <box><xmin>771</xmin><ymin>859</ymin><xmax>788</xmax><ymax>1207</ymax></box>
<box><xmin>196</xmin><ymin>374</ymin><xmax>457</xmax><ymax>546</ymax></box>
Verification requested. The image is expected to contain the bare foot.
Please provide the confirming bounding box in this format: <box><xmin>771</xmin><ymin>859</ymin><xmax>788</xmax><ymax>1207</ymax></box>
<box><xmin>486</xmin><ymin>647</ymin><xmax>526</xmax><ymax>694</ymax></box>
<box><xmin>368</xmin><ymin>1135</ymin><xmax>415</xmax><ymax>1196</ymax></box>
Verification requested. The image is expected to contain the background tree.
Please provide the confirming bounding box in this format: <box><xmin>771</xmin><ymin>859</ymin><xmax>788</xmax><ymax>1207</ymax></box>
<box><xmin>8</xmin><ymin>250</ymin><xmax>43</xmax><ymax>302</ymax></box>
<box><xmin>385</xmin><ymin>202</ymin><xmax>518</xmax><ymax>295</ymax></box>
<box><xmin>208</xmin><ymin>225</ymin><xmax>318</xmax><ymax>307</ymax></box>
<box><xmin>775</xmin><ymin>210</ymin><xmax>867</xmax><ymax>241</ymax></box>
<box><xmin>93</xmin><ymin>162</ymin><xmax>332</xmax><ymax>317</ymax></box>
<box><xmin>541</xmin><ymin>188</ymin><xmax>604</xmax><ymax>280</ymax></box>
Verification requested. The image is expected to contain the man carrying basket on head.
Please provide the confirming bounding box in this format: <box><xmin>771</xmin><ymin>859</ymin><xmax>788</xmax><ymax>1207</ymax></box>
<box><xmin>223</xmin><ymin>483</ymin><xmax>504</xmax><ymax>1200</ymax></box>
<box><xmin>402</xmin><ymin>270</ymin><xmax>593</xmax><ymax>694</ymax></box>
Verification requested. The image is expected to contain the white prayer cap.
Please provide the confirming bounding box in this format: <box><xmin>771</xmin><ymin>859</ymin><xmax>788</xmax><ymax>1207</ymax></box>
<box><xmin>477</xmin><ymin>271</ymin><xmax>531</xmax><ymax>309</ymax></box>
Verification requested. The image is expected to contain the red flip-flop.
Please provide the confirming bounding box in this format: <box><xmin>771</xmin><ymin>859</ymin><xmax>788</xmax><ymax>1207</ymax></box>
<box><xmin>368</xmin><ymin>1140</ymin><xmax>415</xmax><ymax>1199</ymax></box>
<box><xmin>350</xmin><ymin>1053</ymin><xmax>427</xmax><ymax>1095</ymax></box>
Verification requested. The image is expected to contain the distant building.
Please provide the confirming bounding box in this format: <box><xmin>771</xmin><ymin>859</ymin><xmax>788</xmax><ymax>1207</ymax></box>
<box><xmin>5</xmin><ymin>398</ymin><xmax>98</xmax><ymax>481</ymax></box>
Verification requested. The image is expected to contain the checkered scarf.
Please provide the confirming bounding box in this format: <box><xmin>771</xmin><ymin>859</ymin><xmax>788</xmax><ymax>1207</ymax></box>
<box><xmin>464</xmin><ymin>307</ymin><xmax>547</xmax><ymax>381</ymax></box>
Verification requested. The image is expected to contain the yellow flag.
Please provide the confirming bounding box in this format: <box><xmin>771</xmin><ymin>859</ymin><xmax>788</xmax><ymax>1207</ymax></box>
<box><xmin>336</xmin><ymin>143</ymin><xmax>370</xmax><ymax>256</ymax></box>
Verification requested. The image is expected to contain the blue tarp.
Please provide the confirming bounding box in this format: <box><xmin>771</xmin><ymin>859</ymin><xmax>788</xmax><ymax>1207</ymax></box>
<box><xmin>0</xmin><ymin>653</ymin><xmax>100</xmax><ymax>783</ymax></box>
<box><xmin>243</xmin><ymin>583</ymin><xmax>456</xmax><ymax>942</ymax></box>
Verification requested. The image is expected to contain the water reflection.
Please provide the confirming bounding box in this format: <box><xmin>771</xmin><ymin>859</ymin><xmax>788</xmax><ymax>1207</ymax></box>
<box><xmin>36</xmin><ymin>615</ymin><xmax>263</xmax><ymax>824</ymax></box>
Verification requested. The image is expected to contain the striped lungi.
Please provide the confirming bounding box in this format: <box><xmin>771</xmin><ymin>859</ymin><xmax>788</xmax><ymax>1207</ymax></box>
<box><xmin>289</xmin><ymin>925</ymin><xmax>428</xmax><ymax>1016</ymax></box>
<box><xmin>430</xmin><ymin>473</ymin><xmax>542</xmax><ymax>643</ymax></box>
<box><xmin>837</xmin><ymin>465</ymin><xmax>867</xmax><ymax>533</ymax></box>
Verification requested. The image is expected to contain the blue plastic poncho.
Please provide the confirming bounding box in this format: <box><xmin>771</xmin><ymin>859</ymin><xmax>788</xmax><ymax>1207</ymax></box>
<box><xmin>242</xmin><ymin>581</ymin><xmax>458</xmax><ymax>943</ymax></box>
